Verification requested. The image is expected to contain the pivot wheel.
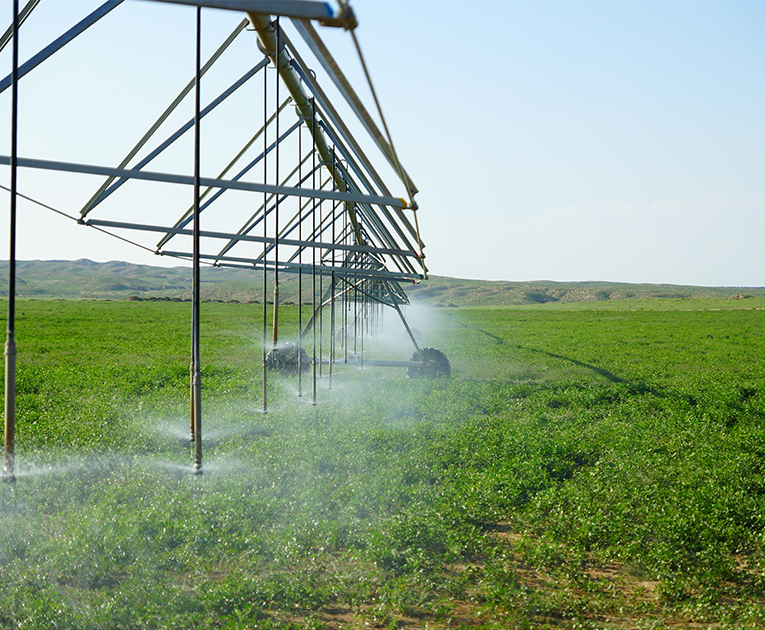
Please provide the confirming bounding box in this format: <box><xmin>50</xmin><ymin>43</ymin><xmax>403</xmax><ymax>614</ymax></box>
<box><xmin>407</xmin><ymin>347</ymin><xmax>451</xmax><ymax>378</ymax></box>
<box><xmin>265</xmin><ymin>343</ymin><xmax>310</xmax><ymax>374</ymax></box>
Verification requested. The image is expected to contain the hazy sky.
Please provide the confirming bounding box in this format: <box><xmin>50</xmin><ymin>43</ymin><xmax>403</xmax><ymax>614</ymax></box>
<box><xmin>1</xmin><ymin>0</ymin><xmax>764</xmax><ymax>286</ymax></box>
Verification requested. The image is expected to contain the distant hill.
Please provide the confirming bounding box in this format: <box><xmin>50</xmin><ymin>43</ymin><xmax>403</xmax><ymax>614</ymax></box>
<box><xmin>405</xmin><ymin>276</ymin><xmax>765</xmax><ymax>306</ymax></box>
<box><xmin>0</xmin><ymin>259</ymin><xmax>275</xmax><ymax>303</ymax></box>
<box><xmin>0</xmin><ymin>259</ymin><xmax>764</xmax><ymax>306</ymax></box>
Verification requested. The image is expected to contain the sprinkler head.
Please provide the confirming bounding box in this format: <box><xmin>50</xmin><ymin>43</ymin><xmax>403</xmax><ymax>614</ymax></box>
<box><xmin>192</xmin><ymin>463</ymin><xmax>203</xmax><ymax>476</ymax></box>
<box><xmin>1</xmin><ymin>469</ymin><xmax>16</xmax><ymax>484</ymax></box>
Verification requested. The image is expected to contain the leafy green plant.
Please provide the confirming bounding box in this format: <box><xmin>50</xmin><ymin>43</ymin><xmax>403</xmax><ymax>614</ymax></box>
<box><xmin>0</xmin><ymin>298</ymin><xmax>763</xmax><ymax>628</ymax></box>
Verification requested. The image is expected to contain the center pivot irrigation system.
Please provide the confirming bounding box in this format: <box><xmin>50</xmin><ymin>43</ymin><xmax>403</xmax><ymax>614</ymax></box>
<box><xmin>1</xmin><ymin>0</ymin><xmax>450</xmax><ymax>480</ymax></box>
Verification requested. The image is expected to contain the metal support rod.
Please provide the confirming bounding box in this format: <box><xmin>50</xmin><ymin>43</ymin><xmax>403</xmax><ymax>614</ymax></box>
<box><xmin>389</xmin><ymin>291</ymin><xmax>425</xmax><ymax>361</ymax></box>
<box><xmin>0</xmin><ymin>0</ymin><xmax>124</xmax><ymax>94</ymax></box>
<box><xmin>297</xmin><ymin>113</ymin><xmax>303</xmax><ymax>397</ymax></box>
<box><xmin>0</xmin><ymin>0</ymin><xmax>39</xmax><ymax>53</ymax></box>
<box><xmin>277</xmin><ymin>28</ymin><xmax>423</xmax><ymax>268</ymax></box>
<box><xmin>353</xmin><ymin>276</ymin><xmax>359</xmax><ymax>354</ymax></box>
<box><xmin>360</xmin><ymin>278</ymin><xmax>365</xmax><ymax>369</ymax></box>
<box><xmin>318</xmin><ymin>198</ymin><xmax>324</xmax><ymax>379</ymax></box>
<box><xmin>0</xmin><ymin>154</ymin><xmax>407</xmax><ymax>209</ymax></box>
<box><xmin>292</xmin><ymin>19</ymin><xmax>418</xmax><ymax>196</ymax></box>
<box><xmin>343</xmin><ymin>202</ymin><xmax>349</xmax><ymax>363</ymax></box>
<box><xmin>205</xmin><ymin>104</ymin><xmax>297</xmax><ymax>258</ymax></box>
<box><xmin>82</xmin><ymin>18</ymin><xmax>249</xmax><ymax>218</ymax></box>
<box><xmin>299</xmin><ymin>267</ymin><xmax>336</xmax><ymax>339</ymax></box>
<box><xmin>159</xmin><ymin>249</ymin><xmax>422</xmax><ymax>282</ymax></box>
<box><xmin>84</xmin><ymin>216</ymin><xmax>416</xmax><ymax>260</ymax></box>
<box><xmin>262</xmin><ymin>52</ymin><xmax>268</xmax><ymax>414</ymax></box>
<box><xmin>271</xmin><ymin>18</ymin><xmax>280</xmax><ymax>349</ymax></box>
<box><xmin>311</xmin><ymin>101</ymin><xmax>317</xmax><ymax>405</ymax></box>
<box><xmin>147</xmin><ymin>0</ymin><xmax>349</xmax><ymax>26</ymax></box>
<box><xmin>3</xmin><ymin>0</ymin><xmax>19</xmax><ymax>484</ymax></box>
<box><xmin>283</xmin><ymin>30</ymin><xmax>408</xmax><ymax>202</ymax></box>
<box><xmin>247</xmin><ymin>12</ymin><xmax>365</xmax><ymax>246</ymax></box>
<box><xmin>81</xmin><ymin>61</ymin><xmax>268</xmax><ymax>216</ymax></box>
<box><xmin>329</xmin><ymin>271</ymin><xmax>334</xmax><ymax>387</ymax></box>
<box><xmin>328</xmin><ymin>161</ymin><xmax>336</xmax><ymax>387</ymax></box>
<box><xmin>369</xmin><ymin>290</ymin><xmax>377</xmax><ymax>339</ymax></box>
<box><xmin>191</xmin><ymin>6</ymin><xmax>203</xmax><ymax>475</ymax></box>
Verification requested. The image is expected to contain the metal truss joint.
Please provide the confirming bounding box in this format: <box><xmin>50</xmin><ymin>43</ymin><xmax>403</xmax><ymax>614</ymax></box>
<box><xmin>324</xmin><ymin>1</ymin><xmax>356</xmax><ymax>30</ymax></box>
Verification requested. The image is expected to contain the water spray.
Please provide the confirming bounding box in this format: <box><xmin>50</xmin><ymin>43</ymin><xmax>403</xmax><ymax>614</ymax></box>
<box><xmin>0</xmin><ymin>0</ymin><xmax>450</xmax><ymax>477</ymax></box>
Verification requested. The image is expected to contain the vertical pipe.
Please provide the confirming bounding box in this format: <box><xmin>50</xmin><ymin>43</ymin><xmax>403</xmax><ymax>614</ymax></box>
<box><xmin>191</xmin><ymin>6</ymin><xmax>203</xmax><ymax>475</ymax></box>
<box><xmin>328</xmin><ymin>146</ymin><xmax>336</xmax><ymax>388</ymax></box>
<box><xmin>343</xmin><ymin>205</ymin><xmax>348</xmax><ymax>364</ymax></box>
<box><xmin>353</xmin><ymin>276</ymin><xmax>360</xmax><ymax>355</ymax></box>
<box><xmin>261</xmin><ymin>42</ymin><xmax>268</xmax><ymax>414</ymax></box>
<box><xmin>3</xmin><ymin>0</ymin><xmax>19</xmax><ymax>484</ymax></box>
<box><xmin>329</xmin><ymin>272</ymin><xmax>334</xmax><ymax>387</ymax></box>
<box><xmin>360</xmin><ymin>279</ymin><xmax>365</xmax><ymax>368</ymax></box>
<box><xmin>370</xmin><ymin>294</ymin><xmax>379</xmax><ymax>339</ymax></box>
<box><xmin>297</xmin><ymin>104</ymin><xmax>303</xmax><ymax>397</ymax></box>
<box><xmin>375</xmin><ymin>291</ymin><xmax>380</xmax><ymax>337</ymax></box>
<box><xmin>310</xmin><ymin>99</ymin><xmax>317</xmax><ymax>405</ymax></box>
<box><xmin>369</xmin><ymin>283</ymin><xmax>375</xmax><ymax>339</ymax></box>
<box><xmin>318</xmin><ymin>197</ymin><xmax>323</xmax><ymax>379</ymax></box>
<box><xmin>357</xmin><ymin>202</ymin><xmax>362</xmax><ymax>363</ymax></box>
<box><xmin>351</xmin><ymin>245</ymin><xmax>357</xmax><ymax>357</ymax></box>
<box><xmin>343</xmin><ymin>280</ymin><xmax>348</xmax><ymax>362</ymax></box>
<box><xmin>271</xmin><ymin>18</ymin><xmax>280</xmax><ymax>348</ymax></box>
<box><xmin>247</xmin><ymin>12</ymin><xmax>363</xmax><ymax>247</ymax></box>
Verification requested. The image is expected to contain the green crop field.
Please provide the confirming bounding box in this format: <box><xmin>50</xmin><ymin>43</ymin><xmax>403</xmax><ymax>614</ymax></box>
<box><xmin>0</xmin><ymin>297</ymin><xmax>764</xmax><ymax>629</ymax></box>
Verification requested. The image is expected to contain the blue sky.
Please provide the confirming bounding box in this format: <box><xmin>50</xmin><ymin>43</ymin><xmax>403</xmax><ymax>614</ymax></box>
<box><xmin>1</xmin><ymin>0</ymin><xmax>764</xmax><ymax>286</ymax></box>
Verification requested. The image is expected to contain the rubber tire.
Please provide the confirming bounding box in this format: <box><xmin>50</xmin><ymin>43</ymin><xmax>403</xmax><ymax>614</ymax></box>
<box><xmin>265</xmin><ymin>343</ymin><xmax>310</xmax><ymax>374</ymax></box>
<box><xmin>407</xmin><ymin>347</ymin><xmax>451</xmax><ymax>379</ymax></box>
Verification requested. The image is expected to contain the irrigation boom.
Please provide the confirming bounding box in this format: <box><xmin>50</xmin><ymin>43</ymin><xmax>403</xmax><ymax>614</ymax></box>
<box><xmin>1</xmin><ymin>0</ymin><xmax>449</xmax><ymax>479</ymax></box>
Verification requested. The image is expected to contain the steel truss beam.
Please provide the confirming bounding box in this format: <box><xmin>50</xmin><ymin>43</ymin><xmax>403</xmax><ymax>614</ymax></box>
<box><xmin>147</xmin><ymin>0</ymin><xmax>353</xmax><ymax>28</ymax></box>
<box><xmin>0</xmin><ymin>155</ymin><xmax>406</xmax><ymax>208</ymax></box>
<box><xmin>291</xmin><ymin>19</ymin><xmax>418</xmax><ymax>196</ymax></box>
<box><xmin>1</xmin><ymin>0</ymin><xmax>429</xmax><ymax>478</ymax></box>
<box><xmin>2</xmin><ymin>3</ymin><xmax>423</xmax><ymax>285</ymax></box>
<box><xmin>158</xmin><ymin>97</ymin><xmax>295</xmax><ymax>249</ymax></box>
<box><xmin>81</xmin><ymin>58</ymin><xmax>271</xmax><ymax>216</ymax></box>
<box><xmin>158</xmin><ymin>250</ymin><xmax>423</xmax><ymax>281</ymax></box>
<box><xmin>84</xmin><ymin>218</ymin><xmax>417</xmax><ymax>258</ymax></box>
<box><xmin>0</xmin><ymin>1</ymin><xmax>424</xmax><ymax>287</ymax></box>
<box><xmin>0</xmin><ymin>0</ymin><xmax>39</xmax><ymax>53</ymax></box>
<box><xmin>82</xmin><ymin>17</ymin><xmax>251</xmax><ymax>217</ymax></box>
<box><xmin>0</xmin><ymin>1</ymin><xmax>124</xmax><ymax>94</ymax></box>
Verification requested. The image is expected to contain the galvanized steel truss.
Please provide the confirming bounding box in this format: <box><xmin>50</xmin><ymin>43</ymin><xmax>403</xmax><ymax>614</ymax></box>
<box><xmin>2</xmin><ymin>0</ymin><xmax>428</xmax><ymax>478</ymax></box>
<box><xmin>0</xmin><ymin>0</ymin><xmax>426</xmax><ymax>289</ymax></box>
